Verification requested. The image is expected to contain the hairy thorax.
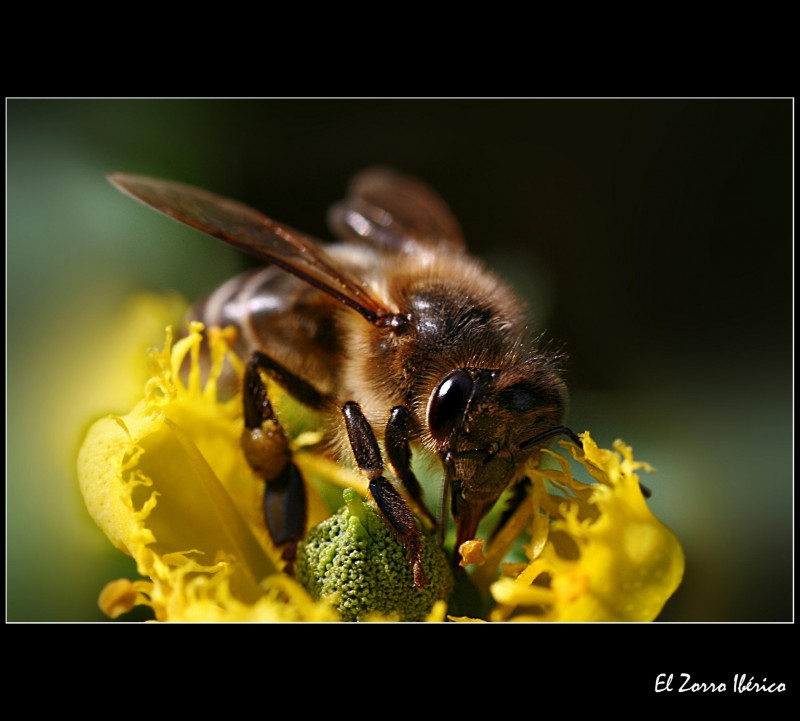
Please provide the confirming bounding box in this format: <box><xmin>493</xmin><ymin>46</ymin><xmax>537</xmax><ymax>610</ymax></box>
<box><xmin>338</xmin><ymin>251</ymin><xmax>529</xmax><ymax>444</ymax></box>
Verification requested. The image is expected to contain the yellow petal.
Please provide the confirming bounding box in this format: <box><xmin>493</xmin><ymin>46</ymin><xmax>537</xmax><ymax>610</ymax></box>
<box><xmin>98</xmin><ymin>578</ymin><xmax>151</xmax><ymax>619</ymax></box>
<box><xmin>78</xmin><ymin>317</ymin><xmax>282</xmax><ymax>619</ymax></box>
<box><xmin>490</xmin><ymin>432</ymin><xmax>684</xmax><ymax>622</ymax></box>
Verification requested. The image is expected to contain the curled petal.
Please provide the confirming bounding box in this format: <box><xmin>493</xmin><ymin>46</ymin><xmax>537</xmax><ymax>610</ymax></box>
<box><xmin>489</xmin><ymin>433</ymin><xmax>684</xmax><ymax>622</ymax></box>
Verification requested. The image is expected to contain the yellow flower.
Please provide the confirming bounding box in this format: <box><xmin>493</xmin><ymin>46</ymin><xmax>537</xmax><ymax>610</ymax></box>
<box><xmin>78</xmin><ymin>311</ymin><xmax>344</xmax><ymax>622</ymax></box>
<box><xmin>78</xmin><ymin>295</ymin><xmax>683</xmax><ymax>622</ymax></box>
<box><xmin>477</xmin><ymin>436</ymin><xmax>685</xmax><ymax>622</ymax></box>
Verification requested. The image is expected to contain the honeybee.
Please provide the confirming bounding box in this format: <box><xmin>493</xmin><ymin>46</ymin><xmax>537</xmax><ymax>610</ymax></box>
<box><xmin>108</xmin><ymin>168</ymin><xmax>578</xmax><ymax>588</ymax></box>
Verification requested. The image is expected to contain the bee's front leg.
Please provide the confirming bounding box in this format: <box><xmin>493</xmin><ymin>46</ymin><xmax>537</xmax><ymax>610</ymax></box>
<box><xmin>488</xmin><ymin>476</ymin><xmax>531</xmax><ymax>542</ymax></box>
<box><xmin>341</xmin><ymin>401</ymin><xmax>429</xmax><ymax>589</ymax></box>
<box><xmin>241</xmin><ymin>352</ymin><xmax>321</xmax><ymax>575</ymax></box>
<box><xmin>385</xmin><ymin>406</ymin><xmax>436</xmax><ymax>528</ymax></box>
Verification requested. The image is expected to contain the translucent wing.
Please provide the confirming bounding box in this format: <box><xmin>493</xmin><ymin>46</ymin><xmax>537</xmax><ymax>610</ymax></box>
<box><xmin>108</xmin><ymin>173</ymin><xmax>394</xmax><ymax>323</ymax></box>
<box><xmin>327</xmin><ymin>167</ymin><xmax>466</xmax><ymax>252</ymax></box>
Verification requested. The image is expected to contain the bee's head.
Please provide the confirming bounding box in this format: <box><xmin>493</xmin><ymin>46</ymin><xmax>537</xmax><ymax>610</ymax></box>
<box><xmin>426</xmin><ymin>364</ymin><xmax>574</xmax><ymax>550</ymax></box>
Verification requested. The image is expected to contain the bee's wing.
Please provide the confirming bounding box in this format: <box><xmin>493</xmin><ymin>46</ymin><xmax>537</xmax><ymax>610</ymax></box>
<box><xmin>108</xmin><ymin>173</ymin><xmax>394</xmax><ymax>323</ymax></box>
<box><xmin>327</xmin><ymin>167</ymin><xmax>466</xmax><ymax>252</ymax></box>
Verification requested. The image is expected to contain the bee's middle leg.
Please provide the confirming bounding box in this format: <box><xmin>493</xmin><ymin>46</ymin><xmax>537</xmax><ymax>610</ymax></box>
<box><xmin>241</xmin><ymin>351</ymin><xmax>326</xmax><ymax>574</ymax></box>
<box><xmin>342</xmin><ymin>401</ymin><xmax>429</xmax><ymax>589</ymax></box>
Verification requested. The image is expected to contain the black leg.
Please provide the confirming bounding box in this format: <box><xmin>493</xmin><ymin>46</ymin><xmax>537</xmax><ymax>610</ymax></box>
<box><xmin>241</xmin><ymin>353</ymin><xmax>325</xmax><ymax>574</ymax></box>
<box><xmin>385</xmin><ymin>406</ymin><xmax>436</xmax><ymax>527</ymax></box>
<box><xmin>488</xmin><ymin>476</ymin><xmax>531</xmax><ymax>542</ymax></box>
<box><xmin>342</xmin><ymin>401</ymin><xmax>429</xmax><ymax>589</ymax></box>
<box><xmin>250</xmin><ymin>350</ymin><xmax>328</xmax><ymax>411</ymax></box>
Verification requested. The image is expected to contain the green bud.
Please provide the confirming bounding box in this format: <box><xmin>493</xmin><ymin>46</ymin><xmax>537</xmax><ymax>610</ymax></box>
<box><xmin>296</xmin><ymin>487</ymin><xmax>454</xmax><ymax>621</ymax></box>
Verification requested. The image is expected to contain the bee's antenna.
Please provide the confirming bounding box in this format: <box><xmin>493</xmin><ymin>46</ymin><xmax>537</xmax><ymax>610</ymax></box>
<box><xmin>519</xmin><ymin>425</ymin><xmax>582</xmax><ymax>451</ymax></box>
<box><xmin>520</xmin><ymin>427</ymin><xmax>652</xmax><ymax>499</ymax></box>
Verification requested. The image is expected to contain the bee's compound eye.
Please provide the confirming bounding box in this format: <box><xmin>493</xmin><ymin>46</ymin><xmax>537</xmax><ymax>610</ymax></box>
<box><xmin>428</xmin><ymin>370</ymin><xmax>474</xmax><ymax>441</ymax></box>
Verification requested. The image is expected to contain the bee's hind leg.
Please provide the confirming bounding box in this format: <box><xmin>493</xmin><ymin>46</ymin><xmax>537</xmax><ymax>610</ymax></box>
<box><xmin>241</xmin><ymin>351</ymin><xmax>326</xmax><ymax>574</ymax></box>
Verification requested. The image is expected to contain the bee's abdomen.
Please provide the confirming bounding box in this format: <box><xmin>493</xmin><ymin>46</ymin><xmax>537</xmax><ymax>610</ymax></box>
<box><xmin>189</xmin><ymin>266</ymin><xmax>342</xmax><ymax>395</ymax></box>
<box><xmin>191</xmin><ymin>267</ymin><xmax>289</xmax><ymax>342</ymax></box>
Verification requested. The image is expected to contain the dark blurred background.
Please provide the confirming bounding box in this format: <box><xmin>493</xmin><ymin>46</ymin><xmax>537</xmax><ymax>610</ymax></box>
<box><xmin>7</xmin><ymin>99</ymin><xmax>792</xmax><ymax>622</ymax></box>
